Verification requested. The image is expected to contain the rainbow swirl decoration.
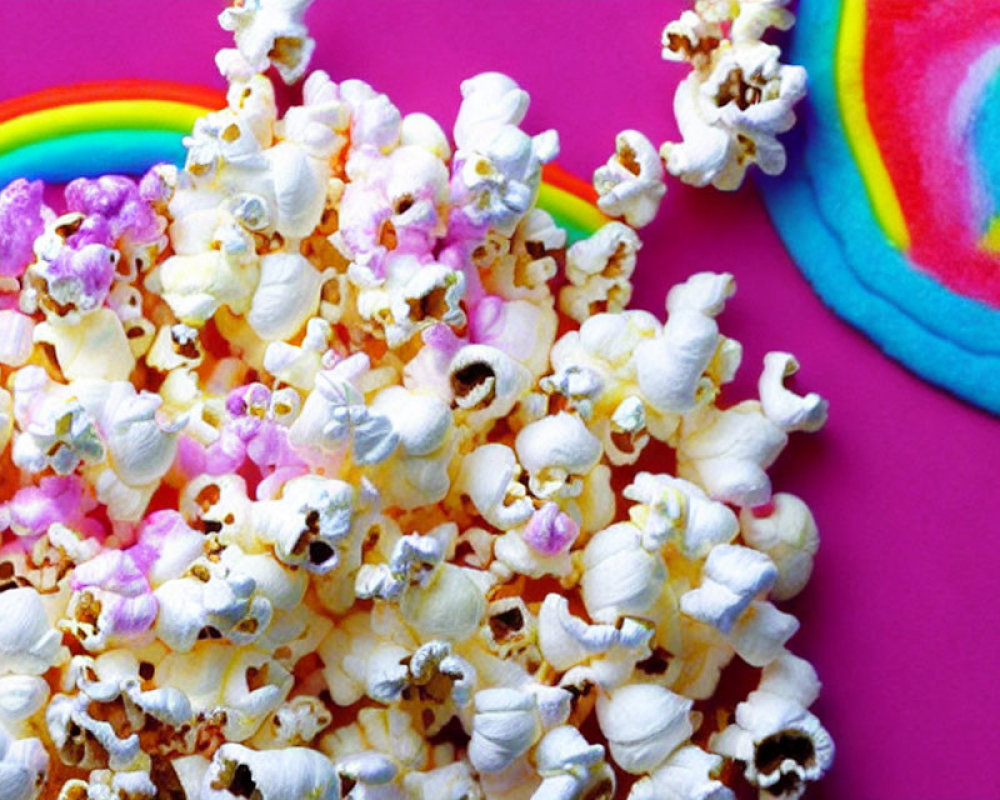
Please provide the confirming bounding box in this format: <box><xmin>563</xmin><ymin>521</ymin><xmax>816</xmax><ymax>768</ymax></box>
<box><xmin>0</xmin><ymin>80</ymin><xmax>607</xmax><ymax>245</ymax></box>
<box><xmin>758</xmin><ymin>0</ymin><xmax>1000</xmax><ymax>413</ymax></box>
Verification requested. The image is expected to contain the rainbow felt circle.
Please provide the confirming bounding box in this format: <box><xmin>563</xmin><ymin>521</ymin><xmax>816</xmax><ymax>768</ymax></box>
<box><xmin>0</xmin><ymin>81</ymin><xmax>608</xmax><ymax>244</ymax></box>
<box><xmin>757</xmin><ymin>0</ymin><xmax>1000</xmax><ymax>414</ymax></box>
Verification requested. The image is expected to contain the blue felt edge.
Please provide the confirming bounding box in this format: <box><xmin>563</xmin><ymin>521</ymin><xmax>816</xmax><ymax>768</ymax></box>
<box><xmin>757</xmin><ymin>0</ymin><xmax>1000</xmax><ymax>414</ymax></box>
<box><xmin>0</xmin><ymin>130</ymin><xmax>187</xmax><ymax>187</ymax></box>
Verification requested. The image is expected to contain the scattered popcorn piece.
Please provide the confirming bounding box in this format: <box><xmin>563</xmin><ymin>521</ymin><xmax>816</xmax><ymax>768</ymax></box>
<box><xmin>218</xmin><ymin>0</ymin><xmax>317</xmax><ymax>84</ymax></box>
<box><xmin>659</xmin><ymin>0</ymin><xmax>806</xmax><ymax>189</ymax></box>
<box><xmin>593</xmin><ymin>130</ymin><xmax>667</xmax><ymax>228</ymax></box>
<box><xmin>740</xmin><ymin>493</ymin><xmax>820</xmax><ymax>600</ymax></box>
<box><xmin>711</xmin><ymin>653</ymin><xmax>834</xmax><ymax>799</ymax></box>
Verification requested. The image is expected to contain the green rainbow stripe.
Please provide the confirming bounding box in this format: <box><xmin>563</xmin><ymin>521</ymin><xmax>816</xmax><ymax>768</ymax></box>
<box><xmin>0</xmin><ymin>82</ymin><xmax>609</xmax><ymax>243</ymax></box>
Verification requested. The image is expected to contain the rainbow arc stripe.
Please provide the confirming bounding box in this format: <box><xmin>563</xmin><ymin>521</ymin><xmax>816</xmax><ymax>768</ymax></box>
<box><xmin>0</xmin><ymin>81</ymin><xmax>608</xmax><ymax>243</ymax></box>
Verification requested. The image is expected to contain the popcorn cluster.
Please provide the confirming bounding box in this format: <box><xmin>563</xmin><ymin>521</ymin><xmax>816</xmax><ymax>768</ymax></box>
<box><xmin>659</xmin><ymin>0</ymin><xmax>806</xmax><ymax>190</ymax></box>
<box><xmin>0</xmin><ymin>1</ymin><xmax>832</xmax><ymax>798</ymax></box>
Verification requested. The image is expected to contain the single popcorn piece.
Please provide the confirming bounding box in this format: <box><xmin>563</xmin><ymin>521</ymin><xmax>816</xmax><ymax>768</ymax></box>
<box><xmin>659</xmin><ymin>0</ymin><xmax>807</xmax><ymax>189</ymax></box>
<box><xmin>218</xmin><ymin>0</ymin><xmax>317</xmax><ymax>84</ymax></box>
<box><xmin>593</xmin><ymin>130</ymin><xmax>667</xmax><ymax>228</ymax></box>
<box><xmin>0</xmin><ymin>3</ymin><xmax>834</xmax><ymax>798</ymax></box>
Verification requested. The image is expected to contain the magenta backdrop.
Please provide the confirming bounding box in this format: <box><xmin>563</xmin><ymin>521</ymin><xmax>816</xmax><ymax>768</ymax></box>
<box><xmin>2</xmin><ymin>2</ymin><xmax>999</xmax><ymax>797</ymax></box>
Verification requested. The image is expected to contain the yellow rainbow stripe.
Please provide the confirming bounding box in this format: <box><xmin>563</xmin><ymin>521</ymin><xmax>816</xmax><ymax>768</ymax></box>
<box><xmin>0</xmin><ymin>100</ymin><xmax>207</xmax><ymax>154</ymax></box>
<box><xmin>835</xmin><ymin>0</ymin><xmax>911</xmax><ymax>250</ymax></box>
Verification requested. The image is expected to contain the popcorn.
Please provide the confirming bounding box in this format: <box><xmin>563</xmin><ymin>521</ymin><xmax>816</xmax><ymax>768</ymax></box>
<box><xmin>628</xmin><ymin>745</ymin><xmax>733</xmax><ymax>800</ymax></box>
<box><xmin>532</xmin><ymin>726</ymin><xmax>615</xmax><ymax>800</ymax></box>
<box><xmin>593</xmin><ymin>130</ymin><xmax>667</xmax><ymax>228</ymax></box>
<box><xmin>739</xmin><ymin>493</ymin><xmax>820</xmax><ymax>601</ymax></box>
<box><xmin>580</xmin><ymin>523</ymin><xmax>667</xmax><ymax>624</ymax></box>
<box><xmin>559</xmin><ymin>222</ymin><xmax>640</xmax><ymax>323</ymax></box>
<box><xmin>202</xmin><ymin>743</ymin><xmax>339</xmax><ymax>799</ymax></box>
<box><xmin>0</xmin><ymin>3</ymin><xmax>833</xmax><ymax>796</ymax></box>
<box><xmin>663</xmin><ymin>40</ymin><xmax>806</xmax><ymax>190</ymax></box>
<box><xmin>0</xmin><ymin>587</ymin><xmax>65</xmax><ymax>676</ymax></box>
<box><xmin>514</xmin><ymin>413</ymin><xmax>602</xmax><ymax>500</ymax></box>
<box><xmin>538</xmin><ymin>594</ymin><xmax>653</xmax><ymax>689</ymax></box>
<box><xmin>246</xmin><ymin>252</ymin><xmax>327</xmax><ymax>341</ymax></box>
<box><xmin>0</xmin><ymin>727</ymin><xmax>48</xmax><ymax>800</ymax></box>
<box><xmin>711</xmin><ymin>654</ymin><xmax>834</xmax><ymax>799</ymax></box>
<box><xmin>218</xmin><ymin>0</ymin><xmax>317</xmax><ymax>84</ymax></box>
<box><xmin>469</xmin><ymin>686</ymin><xmax>571</xmax><ymax>774</ymax></box>
<box><xmin>659</xmin><ymin>1</ymin><xmax>806</xmax><ymax>189</ymax></box>
<box><xmin>595</xmin><ymin>683</ymin><xmax>693</xmax><ymax>774</ymax></box>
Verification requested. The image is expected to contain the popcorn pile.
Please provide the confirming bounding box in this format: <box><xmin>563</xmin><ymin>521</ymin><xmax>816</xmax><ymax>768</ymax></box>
<box><xmin>0</xmin><ymin>2</ymin><xmax>832</xmax><ymax>799</ymax></box>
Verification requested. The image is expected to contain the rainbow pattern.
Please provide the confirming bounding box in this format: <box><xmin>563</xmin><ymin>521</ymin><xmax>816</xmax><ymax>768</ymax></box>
<box><xmin>759</xmin><ymin>0</ymin><xmax>1000</xmax><ymax>414</ymax></box>
<box><xmin>0</xmin><ymin>81</ymin><xmax>607</xmax><ymax>244</ymax></box>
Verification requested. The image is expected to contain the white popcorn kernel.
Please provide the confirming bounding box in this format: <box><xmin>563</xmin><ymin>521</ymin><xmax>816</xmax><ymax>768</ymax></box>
<box><xmin>680</xmin><ymin>544</ymin><xmax>778</xmax><ymax>633</ymax></box>
<box><xmin>532</xmin><ymin>726</ymin><xmax>615</xmax><ymax>800</ymax></box>
<box><xmin>11</xmin><ymin>382</ymin><xmax>105</xmax><ymax>477</ymax></box>
<box><xmin>253</xmin><ymin>475</ymin><xmax>356</xmax><ymax>573</ymax></box>
<box><xmin>265</xmin><ymin>141</ymin><xmax>331</xmax><ymax>238</ymax></box>
<box><xmin>399</xmin><ymin>563</ymin><xmax>487</xmax><ymax>642</ymax></box>
<box><xmin>145</xmin><ymin>324</ymin><xmax>204</xmax><ymax>372</ymax></box>
<box><xmin>263</xmin><ymin>316</ymin><xmax>331</xmax><ymax>389</ymax></box>
<box><xmin>45</xmin><ymin>691</ymin><xmax>143</xmax><ymax>771</ymax></box>
<box><xmin>740</xmin><ymin>494</ymin><xmax>819</xmax><ymax>601</ymax></box>
<box><xmin>581</xmin><ymin>523</ymin><xmax>667</xmax><ymax>624</ymax></box>
<box><xmin>153</xmin><ymin>559</ymin><xmax>273</xmax><ymax>652</ymax></box>
<box><xmin>355</xmin><ymin>528</ymin><xmax>446</xmax><ymax>603</ymax></box>
<box><xmin>624</xmin><ymin>472</ymin><xmax>739</xmax><ymax>558</ymax></box>
<box><xmin>731</xmin><ymin>0</ymin><xmax>796</xmax><ymax>42</ymax></box>
<box><xmin>627</xmin><ymin>745</ymin><xmax>733</xmax><ymax>800</ymax></box>
<box><xmin>202</xmin><ymin>743</ymin><xmax>340</xmax><ymax>799</ymax></box>
<box><xmin>634</xmin><ymin>272</ymin><xmax>734</xmax><ymax>415</ymax></box>
<box><xmin>454</xmin><ymin>73</ymin><xmax>530</xmax><ymax>151</ymax></box>
<box><xmin>156</xmin><ymin>248</ymin><xmax>260</xmax><ymax>327</ymax></box>
<box><xmin>0</xmin><ymin>676</ymin><xmax>49</xmax><ymax>734</ymax></box>
<box><xmin>218</xmin><ymin>0</ymin><xmax>317</xmax><ymax>84</ymax></box>
<box><xmin>289</xmin><ymin>354</ymin><xmax>399</xmax><ymax>465</ymax></box>
<box><xmin>593</xmin><ymin>130</ymin><xmax>667</xmax><ymax>228</ymax></box>
<box><xmin>401</xmin><ymin>112</ymin><xmax>451</xmax><ymax>161</ymax></box>
<box><xmin>404</xmin><ymin>763</ymin><xmax>481</xmax><ymax>800</ymax></box>
<box><xmin>454</xmin><ymin>117</ymin><xmax>559</xmax><ymax>236</ymax></box>
<box><xmin>711</xmin><ymin>685</ymin><xmax>833</xmax><ymax>799</ymax></box>
<box><xmin>449</xmin><ymin>344</ymin><xmax>532</xmax><ymax>427</ymax></box>
<box><xmin>0</xmin><ymin>311</ymin><xmax>35</xmax><ymax>367</ymax></box>
<box><xmin>596</xmin><ymin>684</ymin><xmax>693</xmax><ymax>774</ymax></box>
<box><xmin>514</xmin><ymin>413</ymin><xmax>602</xmax><ymax>500</ymax></box>
<box><xmin>538</xmin><ymin>594</ymin><xmax>653</xmax><ymax>690</ymax></box>
<box><xmin>34</xmin><ymin>309</ymin><xmax>135</xmax><ymax>381</ymax></box>
<box><xmin>372</xmin><ymin>386</ymin><xmax>451</xmax><ymax>457</ymax></box>
<box><xmin>0</xmin><ymin>728</ymin><xmax>48</xmax><ymax>800</ymax></box>
<box><xmin>727</xmin><ymin>600</ymin><xmax>799</xmax><ymax>668</ymax></box>
<box><xmin>0</xmin><ymin>587</ymin><xmax>64</xmax><ymax>676</ymax></box>
<box><xmin>101</xmin><ymin>385</ymin><xmax>183</xmax><ymax>489</ymax></box>
<box><xmin>469</xmin><ymin>689</ymin><xmax>543</xmax><ymax>775</ymax></box>
<box><xmin>339</xmin><ymin>79</ymin><xmax>403</xmax><ymax>154</ymax></box>
<box><xmin>247</xmin><ymin>252</ymin><xmax>327</xmax><ymax>342</ymax></box>
<box><xmin>662</xmin><ymin>41</ymin><xmax>806</xmax><ymax>190</ymax></box>
<box><xmin>559</xmin><ymin>222</ymin><xmax>640</xmax><ymax>322</ymax></box>
<box><xmin>677</xmin><ymin>403</ymin><xmax>787</xmax><ymax>507</ymax></box>
<box><xmin>662</xmin><ymin>10</ymin><xmax>723</xmax><ymax>68</ymax></box>
<box><xmin>179</xmin><ymin>473</ymin><xmax>254</xmax><ymax>546</ymax></box>
<box><xmin>759</xmin><ymin>352</ymin><xmax>829</xmax><ymax>433</ymax></box>
<box><xmin>758</xmin><ymin>651</ymin><xmax>822</xmax><ymax>710</ymax></box>
<box><xmin>253</xmin><ymin>696</ymin><xmax>333</xmax><ymax>748</ymax></box>
<box><xmin>459</xmin><ymin>444</ymin><xmax>535</xmax><ymax>530</ymax></box>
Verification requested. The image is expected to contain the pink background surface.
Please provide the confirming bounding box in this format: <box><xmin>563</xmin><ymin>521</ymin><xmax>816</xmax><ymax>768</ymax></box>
<box><xmin>2</xmin><ymin>2</ymin><xmax>999</xmax><ymax>797</ymax></box>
